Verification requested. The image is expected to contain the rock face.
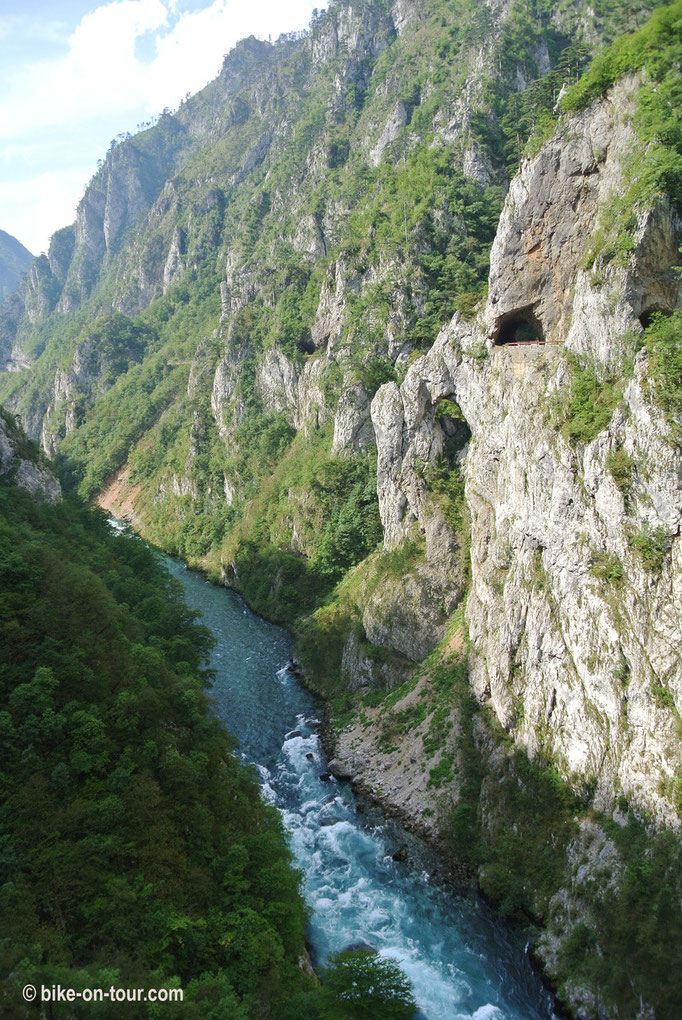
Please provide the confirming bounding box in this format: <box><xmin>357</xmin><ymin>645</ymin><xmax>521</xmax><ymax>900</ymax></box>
<box><xmin>372</xmin><ymin>78</ymin><xmax>682</xmax><ymax>829</ymax></box>
<box><xmin>0</xmin><ymin>409</ymin><xmax>61</xmax><ymax>503</ymax></box>
<box><xmin>486</xmin><ymin>74</ymin><xmax>682</xmax><ymax>362</ymax></box>
<box><xmin>369</xmin><ymin>101</ymin><xmax>407</xmax><ymax>165</ymax></box>
<box><xmin>34</xmin><ymin>314</ymin><xmax>147</xmax><ymax>455</ymax></box>
<box><xmin>331</xmin><ymin>385</ymin><xmax>375</xmax><ymax>455</ymax></box>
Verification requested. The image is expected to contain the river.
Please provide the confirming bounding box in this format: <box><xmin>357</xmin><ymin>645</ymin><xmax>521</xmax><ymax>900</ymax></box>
<box><xmin>165</xmin><ymin>557</ymin><xmax>557</xmax><ymax>1020</ymax></box>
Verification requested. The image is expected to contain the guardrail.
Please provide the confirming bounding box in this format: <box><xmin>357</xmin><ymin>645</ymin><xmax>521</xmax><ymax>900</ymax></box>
<box><xmin>493</xmin><ymin>339</ymin><xmax>564</xmax><ymax>348</ymax></box>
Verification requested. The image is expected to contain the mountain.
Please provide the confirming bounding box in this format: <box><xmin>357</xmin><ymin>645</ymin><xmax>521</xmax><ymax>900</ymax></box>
<box><xmin>1</xmin><ymin>0</ymin><xmax>680</xmax><ymax>1016</ymax></box>
<box><xmin>0</xmin><ymin>229</ymin><xmax>33</xmax><ymax>303</ymax></box>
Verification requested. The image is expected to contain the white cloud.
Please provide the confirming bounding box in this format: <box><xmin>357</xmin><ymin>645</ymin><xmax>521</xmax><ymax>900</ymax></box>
<box><xmin>1</xmin><ymin>169</ymin><xmax>91</xmax><ymax>255</ymax></box>
<box><xmin>0</xmin><ymin>0</ymin><xmax>326</xmax><ymax>251</ymax></box>
<box><xmin>147</xmin><ymin>0</ymin><xmax>326</xmax><ymax>106</ymax></box>
<box><xmin>1</xmin><ymin>0</ymin><xmax>325</xmax><ymax>138</ymax></box>
<box><xmin>0</xmin><ymin>1</ymin><xmax>170</xmax><ymax>137</ymax></box>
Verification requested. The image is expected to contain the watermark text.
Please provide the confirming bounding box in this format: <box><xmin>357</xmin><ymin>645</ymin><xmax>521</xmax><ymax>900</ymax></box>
<box><xmin>23</xmin><ymin>984</ymin><xmax>183</xmax><ymax>1005</ymax></box>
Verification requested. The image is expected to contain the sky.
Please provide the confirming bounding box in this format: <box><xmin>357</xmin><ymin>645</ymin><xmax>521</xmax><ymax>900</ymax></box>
<box><xmin>0</xmin><ymin>0</ymin><xmax>327</xmax><ymax>255</ymax></box>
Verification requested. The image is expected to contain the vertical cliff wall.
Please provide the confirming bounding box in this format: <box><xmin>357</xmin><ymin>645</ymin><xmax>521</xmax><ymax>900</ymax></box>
<box><xmin>372</xmin><ymin>77</ymin><xmax>682</xmax><ymax>828</ymax></box>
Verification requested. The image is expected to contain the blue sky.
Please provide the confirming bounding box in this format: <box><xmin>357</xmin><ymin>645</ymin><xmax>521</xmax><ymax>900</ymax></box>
<box><xmin>0</xmin><ymin>0</ymin><xmax>327</xmax><ymax>254</ymax></box>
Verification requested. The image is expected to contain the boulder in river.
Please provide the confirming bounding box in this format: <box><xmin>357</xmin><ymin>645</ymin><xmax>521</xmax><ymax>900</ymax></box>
<box><xmin>327</xmin><ymin>757</ymin><xmax>353</xmax><ymax>779</ymax></box>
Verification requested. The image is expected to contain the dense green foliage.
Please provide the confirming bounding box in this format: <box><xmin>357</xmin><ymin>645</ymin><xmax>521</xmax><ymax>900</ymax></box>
<box><xmin>0</xmin><ymin>486</ymin><xmax>310</xmax><ymax>1016</ymax></box>
<box><xmin>225</xmin><ymin>438</ymin><xmax>383</xmax><ymax>625</ymax></box>
<box><xmin>55</xmin><ymin>265</ymin><xmax>222</xmax><ymax>501</ymax></box>
<box><xmin>558</xmin><ymin>356</ymin><xmax>626</xmax><ymax>444</ymax></box>
<box><xmin>459</xmin><ymin>710</ymin><xmax>682</xmax><ymax>1019</ymax></box>
<box><xmin>475</xmin><ymin>750</ymin><xmax>582</xmax><ymax>920</ymax></box>
<box><xmin>339</xmin><ymin>147</ymin><xmax>503</xmax><ymax>350</ymax></box>
<box><xmin>553</xmin><ymin>817</ymin><xmax>682</xmax><ymax>1017</ymax></box>
<box><xmin>562</xmin><ymin>0</ymin><xmax>682</xmax><ymax>115</ymax></box>
<box><xmin>319</xmin><ymin>947</ymin><xmax>417</xmax><ymax>1019</ymax></box>
<box><xmin>641</xmin><ymin>310</ymin><xmax>682</xmax><ymax>428</ymax></box>
<box><xmin>273</xmin><ymin>947</ymin><xmax>418</xmax><ymax>1020</ymax></box>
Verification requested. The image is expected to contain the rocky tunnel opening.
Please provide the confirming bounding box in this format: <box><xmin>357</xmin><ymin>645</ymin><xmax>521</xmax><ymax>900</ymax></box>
<box><xmin>493</xmin><ymin>306</ymin><xmax>545</xmax><ymax>346</ymax></box>
<box><xmin>639</xmin><ymin>304</ymin><xmax>672</xmax><ymax>330</ymax></box>
<box><xmin>296</xmin><ymin>332</ymin><xmax>316</xmax><ymax>355</ymax></box>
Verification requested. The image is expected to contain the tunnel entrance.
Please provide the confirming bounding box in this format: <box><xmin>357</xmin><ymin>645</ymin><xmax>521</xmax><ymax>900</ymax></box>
<box><xmin>493</xmin><ymin>306</ymin><xmax>545</xmax><ymax>346</ymax></box>
<box><xmin>639</xmin><ymin>305</ymin><xmax>672</xmax><ymax>330</ymax></box>
<box><xmin>296</xmin><ymin>332</ymin><xmax>316</xmax><ymax>355</ymax></box>
<box><xmin>497</xmin><ymin>320</ymin><xmax>543</xmax><ymax>344</ymax></box>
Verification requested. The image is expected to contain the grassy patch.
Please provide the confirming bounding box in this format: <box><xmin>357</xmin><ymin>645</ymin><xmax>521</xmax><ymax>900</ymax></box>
<box><xmin>559</xmin><ymin>356</ymin><xmax>625</xmax><ymax>444</ymax></box>
<box><xmin>606</xmin><ymin>446</ymin><xmax>635</xmax><ymax>504</ymax></box>
<box><xmin>641</xmin><ymin>310</ymin><xmax>682</xmax><ymax>431</ymax></box>
<box><xmin>590</xmin><ymin>550</ymin><xmax>625</xmax><ymax>586</ymax></box>
<box><xmin>629</xmin><ymin>524</ymin><xmax>670</xmax><ymax>572</ymax></box>
<box><xmin>428</xmin><ymin>751</ymin><xmax>455</xmax><ymax>788</ymax></box>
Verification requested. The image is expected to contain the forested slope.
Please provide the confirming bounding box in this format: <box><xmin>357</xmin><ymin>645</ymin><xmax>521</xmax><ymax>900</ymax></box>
<box><xmin>0</xmin><ymin>407</ymin><xmax>423</xmax><ymax>1018</ymax></box>
<box><xmin>0</xmin><ymin>468</ymin><xmax>308</xmax><ymax>1016</ymax></box>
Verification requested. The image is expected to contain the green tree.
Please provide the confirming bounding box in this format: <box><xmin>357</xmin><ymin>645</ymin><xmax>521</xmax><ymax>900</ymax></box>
<box><xmin>321</xmin><ymin>948</ymin><xmax>417</xmax><ymax>1019</ymax></box>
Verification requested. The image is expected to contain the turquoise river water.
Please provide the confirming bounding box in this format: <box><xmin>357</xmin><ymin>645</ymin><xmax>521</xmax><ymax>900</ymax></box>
<box><xmin>165</xmin><ymin>557</ymin><xmax>558</xmax><ymax>1020</ymax></box>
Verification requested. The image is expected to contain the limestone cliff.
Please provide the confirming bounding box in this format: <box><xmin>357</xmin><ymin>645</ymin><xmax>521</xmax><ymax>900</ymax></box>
<box><xmin>353</xmin><ymin>74</ymin><xmax>681</xmax><ymax>1017</ymax></box>
<box><xmin>0</xmin><ymin>408</ymin><xmax>61</xmax><ymax>503</ymax></box>
<box><xmin>371</xmin><ymin>76</ymin><xmax>681</xmax><ymax>829</ymax></box>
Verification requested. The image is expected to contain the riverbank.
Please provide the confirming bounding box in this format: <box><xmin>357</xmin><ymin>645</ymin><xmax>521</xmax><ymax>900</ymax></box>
<box><xmin>314</xmin><ymin>668</ymin><xmax>479</xmax><ymax>889</ymax></box>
